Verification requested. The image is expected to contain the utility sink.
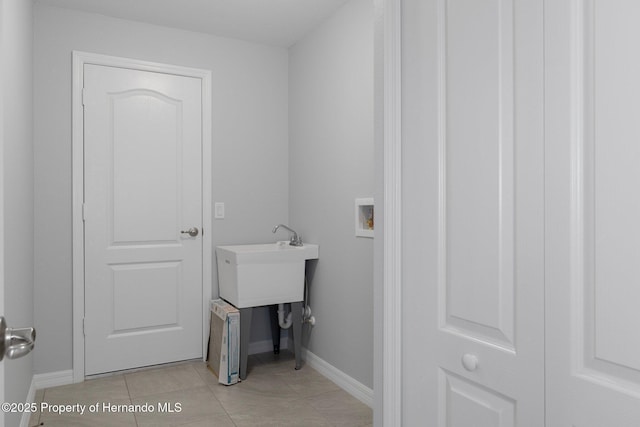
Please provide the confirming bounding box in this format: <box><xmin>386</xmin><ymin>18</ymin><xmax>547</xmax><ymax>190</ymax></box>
<box><xmin>216</xmin><ymin>242</ymin><xmax>319</xmax><ymax>308</ymax></box>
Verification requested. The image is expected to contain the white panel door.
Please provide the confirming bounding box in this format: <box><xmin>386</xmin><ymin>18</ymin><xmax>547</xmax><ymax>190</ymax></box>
<box><xmin>401</xmin><ymin>0</ymin><xmax>544</xmax><ymax>425</ymax></box>
<box><xmin>546</xmin><ymin>1</ymin><xmax>640</xmax><ymax>424</ymax></box>
<box><xmin>83</xmin><ymin>64</ymin><xmax>203</xmax><ymax>375</ymax></box>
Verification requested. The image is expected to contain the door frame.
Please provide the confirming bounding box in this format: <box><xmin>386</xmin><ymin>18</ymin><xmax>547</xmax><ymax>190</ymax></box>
<box><xmin>377</xmin><ymin>0</ymin><xmax>402</xmax><ymax>425</ymax></box>
<box><xmin>71</xmin><ymin>51</ymin><xmax>213</xmax><ymax>383</ymax></box>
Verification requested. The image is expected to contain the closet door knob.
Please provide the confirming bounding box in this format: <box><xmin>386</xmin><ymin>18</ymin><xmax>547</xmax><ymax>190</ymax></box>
<box><xmin>461</xmin><ymin>353</ymin><xmax>479</xmax><ymax>371</ymax></box>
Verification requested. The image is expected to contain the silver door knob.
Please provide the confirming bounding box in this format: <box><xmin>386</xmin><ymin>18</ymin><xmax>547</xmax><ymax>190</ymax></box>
<box><xmin>0</xmin><ymin>316</ymin><xmax>36</xmax><ymax>361</ymax></box>
<box><xmin>181</xmin><ymin>227</ymin><xmax>199</xmax><ymax>237</ymax></box>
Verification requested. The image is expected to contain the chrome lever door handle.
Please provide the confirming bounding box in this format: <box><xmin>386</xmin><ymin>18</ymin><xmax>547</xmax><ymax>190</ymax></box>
<box><xmin>181</xmin><ymin>227</ymin><xmax>199</xmax><ymax>237</ymax></box>
<box><xmin>6</xmin><ymin>327</ymin><xmax>35</xmax><ymax>360</ymax></box>
<box><xmin>0</xmin><ymin>317</ymin><xmax>36</xmax><ymax>361</ymax></box>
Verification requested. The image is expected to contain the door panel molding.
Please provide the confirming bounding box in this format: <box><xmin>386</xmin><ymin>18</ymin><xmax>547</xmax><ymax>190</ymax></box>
<box><xmin>546</xmin><ymin>0</ymin><xmax>640</xmax><ymax>423</ymax></box>
<box><xmin>437</xmin><ymin>0</ymin><xmax>516</xmax><ymax>350</ymax></box>
<box><xmin>72</xmin><ymin>51</ymin><xmax>212</xmax><ymax>383</ymax></box>
<box><xmin>108</xmin><ymin>89</ymin><xmax>183</xmax><ymax>246</ymax></box>
<box><xmin>439</xmin><ymin>369</ymin><xmax>516</xmax><ymax>427</ymax></box>
<box><xmin>569</xmin><ymin>0</ymin><xmax>640</xmax><ymax>395</ymax></box>
<box><xmin>110</xmin><ymin>260</ymin><xmax>182</xmax><ymax>333</ymax></box>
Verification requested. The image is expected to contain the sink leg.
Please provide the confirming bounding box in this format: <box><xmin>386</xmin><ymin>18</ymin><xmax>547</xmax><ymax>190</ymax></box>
<box><xmin>269</xmin><ymin>305</ymin><xmax>280</xmax><ymax>354</ymax></box>
<box><xmin>239</xmin><ymin>307</ymin><xmax>253</xmax><ymax>380</ymax></box>
<box><xmin>291</xmin><ymin>301</ymin><xmax>303</xmax><ymax>370</ymax></box>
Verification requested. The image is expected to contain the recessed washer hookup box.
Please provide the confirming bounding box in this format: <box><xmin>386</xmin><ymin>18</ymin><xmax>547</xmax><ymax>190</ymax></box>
<box><xmin>207</xmin><ymin>299</ymin><xmax>240</xmax><ymax>385</ymax></box>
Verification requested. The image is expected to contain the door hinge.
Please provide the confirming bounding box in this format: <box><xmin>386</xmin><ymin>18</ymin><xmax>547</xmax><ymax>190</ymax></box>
<box><xmin>82</xmin><ymin>203</ymin><xmax>87</xmax><ymax>221</ymax></box>
<box><xmin>82</xmin><ymin>318</ymin><xmax>86</xmax><ymax>336</ymax></box>
<box><xmin>82</xmin><ymin>88</ymin><xmax>86</xmax><ymax>106</ymax></box>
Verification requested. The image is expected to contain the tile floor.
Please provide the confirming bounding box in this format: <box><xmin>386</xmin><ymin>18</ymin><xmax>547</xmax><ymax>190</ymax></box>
<box><xmin>28</xmin><ymin>351</ymin><xmax>372</xmax><ymax>427</ymax></box>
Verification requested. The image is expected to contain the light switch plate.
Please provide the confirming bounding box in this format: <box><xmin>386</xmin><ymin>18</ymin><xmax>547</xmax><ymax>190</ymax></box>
<box><xmin>214</xmin><ymin>202</ymin><xmax>225</xmax><ymax>219</ymax></box>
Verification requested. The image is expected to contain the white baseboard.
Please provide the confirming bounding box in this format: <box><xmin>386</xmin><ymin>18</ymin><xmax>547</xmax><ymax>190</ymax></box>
<box><xmin>33</xmin><ymin>369</ymin><xmax>74</xmax><ymax>390</ymax></box>
<box><xmin>19</xmin><ymin>376</ymin><xmax>37</xmax><ymax>427</ymax></box>
<box><xmin>248</xmin><ymin>337</ymin><xmax>289</xmax><ymax>355</ymax></box>
<box><xmin>302</xmin><ymin>348</ymin><xmax>373</xmax><ymax>408</ymax></box>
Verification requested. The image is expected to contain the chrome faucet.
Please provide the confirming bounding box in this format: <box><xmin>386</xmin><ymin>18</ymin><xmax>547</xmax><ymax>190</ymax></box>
<box><xmin>272</xmin><ymin>224</ymin><xmax>303</xmax><ymax>246</ymax></box>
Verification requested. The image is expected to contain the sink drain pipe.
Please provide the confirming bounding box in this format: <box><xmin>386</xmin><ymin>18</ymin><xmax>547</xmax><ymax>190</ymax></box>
<box><xmin>277</xmin><ymin>304</ymin><xmax>293</xmax><ymax>329</ymax></box>
<box><xmin>278</xmin><ymin>275</ymin><xmax>315</xmax><ymax>329</ymax></box>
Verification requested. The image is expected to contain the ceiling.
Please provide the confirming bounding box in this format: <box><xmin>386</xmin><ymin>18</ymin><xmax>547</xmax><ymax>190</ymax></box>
<box><xmin>35</xmin><ymin>0</ymin><xmax>352</xmax><ymax>47</ymax></box>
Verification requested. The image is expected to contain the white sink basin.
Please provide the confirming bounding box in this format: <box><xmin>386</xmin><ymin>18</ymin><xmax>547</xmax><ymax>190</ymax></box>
<box><xmin>216</xmin><ymin>242</ymin><xmax>319</xmax><ymax>308</ymax></box>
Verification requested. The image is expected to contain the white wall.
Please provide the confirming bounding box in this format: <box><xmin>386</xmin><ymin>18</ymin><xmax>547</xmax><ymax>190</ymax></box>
<box><xmin>33</xmin><ymin>5</ymin><xmax>289</xmax><ymax>375</ymax></box>
<box><xmin>2</xmin><ymin>0</ymin><xmax>34</xmax><ymax>425</ymax></box>
<box><xmin>289</xmin><ymin>0</ymin><xmax>374</xmax><ymax>388</ymax></box>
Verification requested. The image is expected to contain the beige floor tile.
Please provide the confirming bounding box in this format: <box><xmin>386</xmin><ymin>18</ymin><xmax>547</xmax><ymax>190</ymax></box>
<box><xmin>308</xmin><ymin>389</ymin><xmax>373</xmax><ymax>427</ymax></box>
<box><xmin>43</xmin><ymin>375</ymin><xmax>129</xmax><ymax>404</ymax></box>
<box><xmin>189</xmin><ymin>361</ymin><xmax>222</xmax><ymax>388</ymax></box>
<box><xmin>228</xmin><ymin>399</ymin><xmax>332</xmax><ymax>427</ymax></box>
<box><xmin>34</xmin><ymin>353</ymin><xmax>372</xmax><ymax>427</ymax></box>
<box><xmin>28</xmin><ymin>389</ymin><xmax>45</xmax><ymax>426</ymax></box>
<box><xmin>255</xmin><ymin>350</ymin><xmax>299</xmax><ymax>373</ymax></box>
<box><xmin>28</xmin><ymin>411</ymin><xmax>41</xmax><ymax>427</ymax></box>
<box><xmin>210</xmin><ymin>370</ymin><xmax>301</xmax><ymax>415</ymax></box>
<box><xmin>131</xmin><ymin>386</ymin><xmax>228</xmax><ymax>427</ymax></box>
<box><xmin>37</xmin><ymin>411</ymin><xmax>138</xmax><ymax>427</ymax></box>
<box><xmin>38</xmin><ymin>398</ymin><xmax>136</xmax><ymax>427</ymax></box>
<box><xmin>125</xmin><ymin>363</ymin><xmax>205</xmax><ymax>398</ymax></box>
<box><xmin>176</xmin><ymin>415</ymin><xmax>236</xmax><ymax>427</ymax></box>
<box><xmin>28</xmin><ymin>414</ymin><xmax>39</xmax><ymax>426</ymax></box>
<box><xmin>244</xmin><ymin>353</ymin><xmax>270</xmax><ymax>377</ymax></box>
<box><xmin>274</xmin><ymin>365</ymin><xmax>341</xmax><ymax>398</ymax></box>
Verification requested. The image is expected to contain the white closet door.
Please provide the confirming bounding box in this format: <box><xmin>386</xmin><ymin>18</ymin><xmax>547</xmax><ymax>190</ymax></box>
<box><xmin>401</xmin><ymin>0</ymin><xmax>544</xmax><ymax>425</ymax></box>
<box><xmin>545</xmin><ymin>0</ymin><xmax>640</xmax><ymax>424</ymax></box>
